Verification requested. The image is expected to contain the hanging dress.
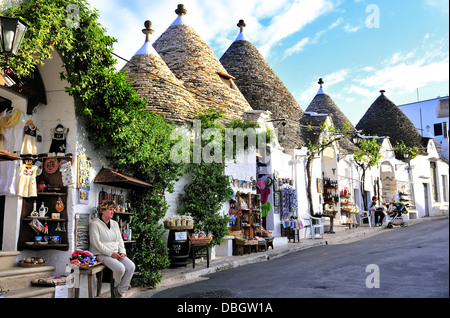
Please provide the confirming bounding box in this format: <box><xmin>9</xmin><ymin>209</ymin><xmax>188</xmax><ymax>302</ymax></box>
<box><xmin>17</xmin><ymin>163</ymin><xmax>38</xmax><ymax>197</ymax></box>
<box><xmin>20</xmin><ymin>120</ymin><xmax>38</xmax><ymax>155</ymax></box>
<box><xmin>49</xmin><ymin>124</ymin><xmax>69</xmax><ymax>154</ymax></box>
<box><xmin>0</xmin><ymin>109</ymin><xmax>25</xmax><ymax>196</ymax></box>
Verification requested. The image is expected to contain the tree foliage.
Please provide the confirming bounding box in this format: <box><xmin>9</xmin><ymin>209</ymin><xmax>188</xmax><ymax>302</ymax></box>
<box><xmin>352</xmin><ymin>136</ymin><xmax>382</xmax><ymax>209</ymax></box>
<box><xmin>305</xmin><ymin>120</ymin><xmax>352</xmax><ymax>214</ymax></box>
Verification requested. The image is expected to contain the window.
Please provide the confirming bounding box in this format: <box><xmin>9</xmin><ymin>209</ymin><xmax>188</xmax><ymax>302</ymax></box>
<box><xmin>434</xmin><ymin>123</ymin><xmax>443</xmax><ymax>136</ymax></box>
<box><xmin>217</xmin><ymin>71</ymin><xmax>236</xmax><ymax>90</ymax></box>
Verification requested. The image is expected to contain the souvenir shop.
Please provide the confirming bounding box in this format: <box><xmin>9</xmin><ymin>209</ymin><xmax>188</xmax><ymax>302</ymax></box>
<box><xmin>226</xmin><ymin>154</ymin><xmax>299</xmax><ymax>255</ymax></box>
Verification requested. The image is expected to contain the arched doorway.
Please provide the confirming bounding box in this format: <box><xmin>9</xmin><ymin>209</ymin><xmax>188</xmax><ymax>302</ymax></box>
<box><xmin>379</xmin><ymin>161</ymin><xmax>396</xmax><ymax>206</ymax></box>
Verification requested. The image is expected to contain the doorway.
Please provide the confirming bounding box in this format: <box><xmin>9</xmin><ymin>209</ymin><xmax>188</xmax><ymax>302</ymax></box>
<box><xmin>423</xmin><ymin>183</ymin><xmax>430</xmax><ymax>216</ymax></box>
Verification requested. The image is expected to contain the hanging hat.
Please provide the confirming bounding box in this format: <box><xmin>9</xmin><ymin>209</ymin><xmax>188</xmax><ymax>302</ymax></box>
<box><xmin>265</xmin><ymin>177</ymin><xmax>273</xmax><ymax>187</ymax></box>
<box><xmin>257</xmin><ymin>178</ymin><xmax>265</xmax><ymax>189</ymax></box>
<box><xmin>226</xmin><ymin>188</ymin><xmax>235</xmax><ymax>200</ymax></box>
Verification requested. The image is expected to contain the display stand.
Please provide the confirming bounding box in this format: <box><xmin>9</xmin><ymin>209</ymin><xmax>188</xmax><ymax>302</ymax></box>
<box><xmin>340</xmin><ymin>192</ymin><xmax>359</xmax><ymax>229</ymax></box>
<box><xmin>231</xmin><ymin>192</ymin><xmax>264</xmax><ymax>255</ymax></box>
<box><xmin>94</xmin><ymin>168</ymin><xmax>153</xmax><ymax>256</ymax></box>
<box><xmin>191</xmin><ymin>242</ymin><xmax>210</xmax><ymax>269</ymax></box>
<box><xmin>17</xmin><ymin>155</ymin><xmax>73</xmax><ymax>251</ymax></box>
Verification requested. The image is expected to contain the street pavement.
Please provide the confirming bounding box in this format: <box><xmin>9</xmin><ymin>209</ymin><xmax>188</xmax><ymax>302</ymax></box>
<box><xmin>119</xmin><ymin>215</ymin><xmax>448</xmax><ymax>298</ymax></box>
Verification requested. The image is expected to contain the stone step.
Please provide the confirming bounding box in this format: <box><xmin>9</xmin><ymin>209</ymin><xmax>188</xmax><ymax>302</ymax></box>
<box><xmin>0</xmin><ymin>266</ymin><xmax>56</xmax><ymax>292</ymax></box>
<box><xmin>4</xmin><ymin>286</ymin><xmax>55</xmax><ymax>298</ymax></box>
<box><xmin>0</xmin><ymin>251</ymin><xmax>20</xmax><ymax>269</ymax></box>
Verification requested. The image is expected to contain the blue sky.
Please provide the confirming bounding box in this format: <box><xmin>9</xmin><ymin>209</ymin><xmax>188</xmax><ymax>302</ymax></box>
<box><xmin>90</xmin><ymin>0</ymin><xmax>449</xmax><ymax>126</ymax></box>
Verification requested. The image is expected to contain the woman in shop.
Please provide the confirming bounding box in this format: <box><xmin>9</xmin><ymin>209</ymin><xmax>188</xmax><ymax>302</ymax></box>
<box><xmin>89</xmin><ymin>200</ymin><xmax>135</xmax><ymax>298</ymax></box>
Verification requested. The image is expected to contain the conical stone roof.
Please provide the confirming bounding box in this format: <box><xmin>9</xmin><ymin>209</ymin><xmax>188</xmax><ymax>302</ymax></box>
<box><xmin>356</xmin><ymin>90</ymin><xmax>425</xmax><ymax>153</ymax></box>
<box><xmin>305</xmin><ymin>79</ymin><xmax>356</xmax><ymax>133</ymax></box>
<box><xmin>305</xmin><ymin>79</ymin><xmax>358</xmax><ymax>153</ymax></box>
<box><xmin>122</xmin><ymin>20</ymin><xmax>202</xmax><ymax>124</ymax></box>
<box><xmin>152</xmin><ymin>5</ymin><xmax>253</xmax><ymax>122</ymax></box>
<box><xmin>220</xmin><ymin>20</ymin><xmax>304</xmax><ymax>149</ymax></box>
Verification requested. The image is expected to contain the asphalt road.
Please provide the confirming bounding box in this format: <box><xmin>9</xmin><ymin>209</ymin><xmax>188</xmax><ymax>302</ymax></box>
<box><xmin>147</xmin><ymin>218</ymin><xmax>449</xmax><ymax>299</ymax></box>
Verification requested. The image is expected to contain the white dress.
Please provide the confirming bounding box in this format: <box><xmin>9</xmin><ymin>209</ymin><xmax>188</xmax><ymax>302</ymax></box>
<box><xmin>17</xmin><ymin>163</ymin><xmax>38</xmax><ymax>198</ymax></box>
<box><xmin>20</xmin><ymin>122</ymin><xmax>38</xmax><ymax>155</ymax></box>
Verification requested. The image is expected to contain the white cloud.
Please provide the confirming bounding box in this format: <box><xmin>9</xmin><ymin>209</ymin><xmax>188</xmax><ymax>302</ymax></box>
<box><xmin>256</xmin><ymin>0</ymin><xmax>335</xmax><ymax>57</ymax></box>
<box><xmin>360</xmin><ymin>34</ymin><xmax>449</xmax><ymax>95</ymax></box>
<box><xmin>283</xmin><ymin>37</ymin><xmax>310</xmax><ymax>58</ymax></box>
<box><xmin>360</xmin><ymin>57</ymin><xmax>449</xmax><ymax>94</ymax></box>
<box><xmin>282</xmin><ymin>17</ymin><xmax>342</xmax><ymax>59</ymax></box>
<box><xmin>343</xmin><ymin>23</ymin><xmax>360</xmax><ymax>33</ymax></box>
<box><xmin>348</xmin><ymin>85</ymin><xmax>372</xmax><ymax>97</ymax></box>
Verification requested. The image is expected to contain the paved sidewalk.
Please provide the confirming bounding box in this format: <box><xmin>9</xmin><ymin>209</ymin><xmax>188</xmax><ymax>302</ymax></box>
<box><xmin>116</xmin><ymin>215</ymin><xmax>448</xmax><ymax>298</ymax></box>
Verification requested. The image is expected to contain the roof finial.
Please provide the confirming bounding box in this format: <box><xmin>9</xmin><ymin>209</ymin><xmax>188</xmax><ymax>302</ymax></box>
<box><xmin>175</xmin><ymin>4</ymin><xmax>187</xmax><ymax>16</ymax></box>
<box><xmin>142</xmin><ymin>20</ymin><xmax>154</xmax><ymax>42</ymax></box>
<box><xmin>318</xmin><ymin>78</ymin><xmax>324</xmax><ymax>87</ymax></box>
<box><xmin>380</xmin><ymin>89</ymin><xmax>385</xmax><ymax>95</ymax></box>
<box><xmin>237</xmin><ymin>19</ymin><xmax>246</xmax><ymax>33</ymax></box>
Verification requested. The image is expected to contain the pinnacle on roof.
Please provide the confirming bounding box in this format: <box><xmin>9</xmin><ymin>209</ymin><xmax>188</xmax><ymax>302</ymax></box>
<box><xmin>316</xmin><ymin>78</ymin><xmax>325</xmax><ymax>95</ymax></box>
<box><xmin>153</xmin><ymin>5</ymin><xmax>253</xmax><ymax>122</ymax></box>
<box><xmin>133</xmin><ymin>20</ymin><xmax>159</xmax><ymax>56</ymax></box>
<box><xmin>305</xmin><ymin>78</ymin><xmax>356</xmax><ymax>133</ymax></box>
<box><xmin>122</xmin><ymin>20</ymin><xmax>203</xmax><ymax>124</ymax></box>
<box><xmin>170</xmin><ymin>4</ymin><xmax>187</xmax><ymax>26</ymax></box>
<box><xmin>220</xmin><ymin>20</ymin><xmax>304</xmax><ymax>149</ymax></box>
<box><xmin>234</xmin><ymin>19</ymin><xmax>249</xmax><ymax>42</ymax></box>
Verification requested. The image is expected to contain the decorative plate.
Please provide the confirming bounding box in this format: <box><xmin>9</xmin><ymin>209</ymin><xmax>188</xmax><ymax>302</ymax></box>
<box><xmin>44</xmin><ymin>158</ymin><xmax>59</xmax><ymax>174</ymax></box>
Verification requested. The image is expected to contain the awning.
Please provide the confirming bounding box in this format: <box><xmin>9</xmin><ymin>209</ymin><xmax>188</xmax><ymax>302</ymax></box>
<box><xmin>0</xmin><ymin>149</ymin><xmax>20</xmax><ymax>161</ymax></box>
<box><xmin>94</xmin><ymin>168</ymin><xmax>153</xmax><ymax>189</ymax></box>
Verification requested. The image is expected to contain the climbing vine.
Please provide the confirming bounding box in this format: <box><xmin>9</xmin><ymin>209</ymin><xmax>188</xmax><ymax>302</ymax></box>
<box><xmin>4</xmin><ymin>0</ymin><xmax>185</xmax><ymax>288</ymax></box>
<box><xmin>177</xmin><ymin>109</ymin><xmax>266</xmax><ymax>246</ymax></box>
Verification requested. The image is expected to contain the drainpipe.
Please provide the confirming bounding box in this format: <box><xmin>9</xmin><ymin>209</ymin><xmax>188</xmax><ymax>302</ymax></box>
<box><xmin>442</xmin><ymin>122</ymin><xmax>449</xmax><ymax>161</ymax></box>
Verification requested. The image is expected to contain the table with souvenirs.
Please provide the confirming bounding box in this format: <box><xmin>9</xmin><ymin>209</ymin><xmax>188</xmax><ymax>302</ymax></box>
<box><xmin>68</xmin><ymin>250</ymin><xmax>105</xmax><ymax>298</ymax></box>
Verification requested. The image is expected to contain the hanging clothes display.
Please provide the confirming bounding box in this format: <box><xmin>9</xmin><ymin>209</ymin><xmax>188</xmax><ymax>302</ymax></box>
<box><xmin>0</xmin><ymin>108</ymin><xmax>25</xmax><ymax>196</ymax></box>
<box><xmin>49</xmin><ymin>123</ymin><xmax>69</xmax><ymax>154</ymax></box>
<box><xmin>59</xmin><ymin>161</ymin><xmax>73</xmax><ymax>186</ymax></box>
<box><xmin>21</xmin><ymin>120</ymin><xmax>38</xmax><ymax>155</ymax></box>
<box><xmin>281</xmin><ymin>187</ymin><xmax>298</xmax><ymax>219</ymax></box>
<box><xmin>0</xmin><ymin>108</ymin><xmax>22</xmax><ymax>149</ymax></box>
<box><xmin>17</xmin><ymin>160</ymin><xmax>38</xmax><ymax>198</ymax></box>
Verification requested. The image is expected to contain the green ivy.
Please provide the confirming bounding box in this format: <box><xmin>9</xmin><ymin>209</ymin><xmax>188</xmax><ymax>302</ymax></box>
<box><xmin>5</xmin><ymin>0</ymin><xmax>184</xmax><ymax>288</ymax></box>
<box><xmin>177</xmin><ymin>109</ymin><xmax>265</xmax><ymax>246</ymax></box>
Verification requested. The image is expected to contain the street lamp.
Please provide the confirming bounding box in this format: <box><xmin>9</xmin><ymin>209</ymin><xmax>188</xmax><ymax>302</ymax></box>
<box><xmin>0</xmin><ymin>16</ymin><xmax>29</xmax><ymax>58</ymax></box>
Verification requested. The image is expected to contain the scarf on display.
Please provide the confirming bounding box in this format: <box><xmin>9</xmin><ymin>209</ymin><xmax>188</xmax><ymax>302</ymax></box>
<box><xmin>281</xmin><ymin>188</ymin><xmax>298</xmax><ymax>219</ymax></box>
<box><xmin>282</xmin><ymin>219</ymin><xmax>304</xmax><ymax>230</ymax></box>
<box><xmin>0</xmin><ymin>109</ymin><xmax>22</xmax><ymax>149</ymax></box>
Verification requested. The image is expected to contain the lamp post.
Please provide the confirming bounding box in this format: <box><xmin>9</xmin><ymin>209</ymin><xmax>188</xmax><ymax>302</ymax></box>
<box><xmin>0</xmin><ymin>16</ymin><xmax>29</xmax><ymax>60</ymax></box>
